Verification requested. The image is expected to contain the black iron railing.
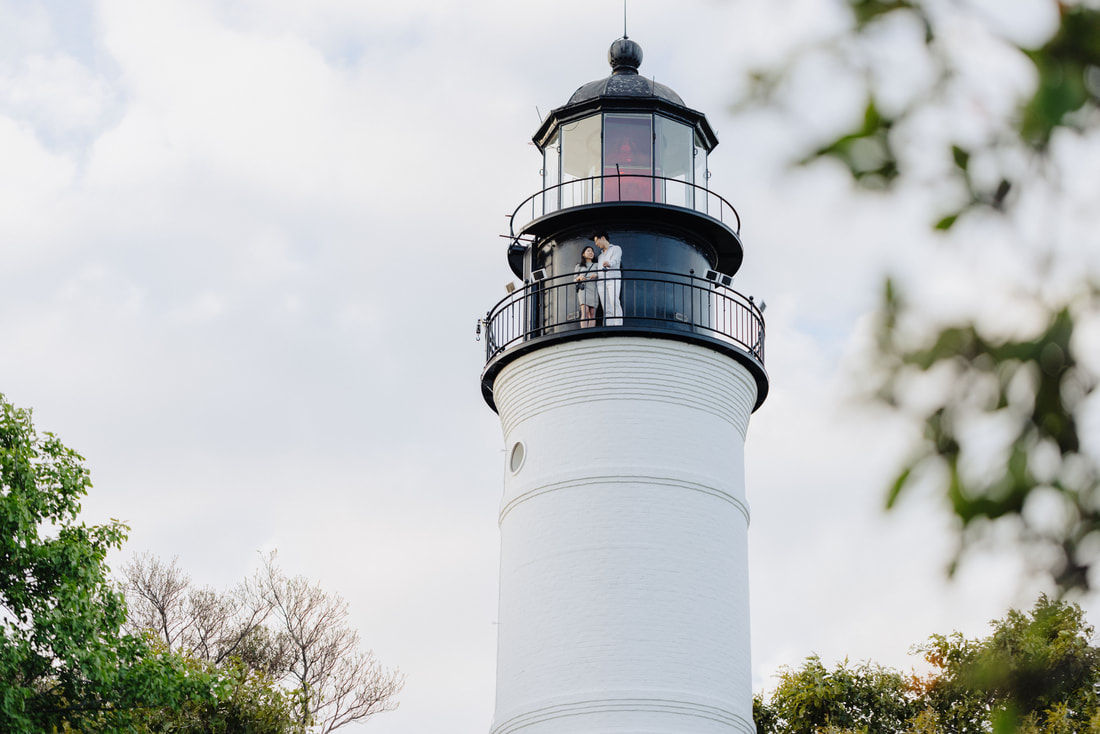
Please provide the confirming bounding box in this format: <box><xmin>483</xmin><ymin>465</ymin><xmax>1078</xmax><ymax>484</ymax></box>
<box><xmin>509</xmin><ymin>174</ymin><xmax>741</xmax><ymax>236</ymax></box>
<box><xmin>482</xmin><ymin>269</ymin><xmax>765</xmax><ymax>365</ymax></box>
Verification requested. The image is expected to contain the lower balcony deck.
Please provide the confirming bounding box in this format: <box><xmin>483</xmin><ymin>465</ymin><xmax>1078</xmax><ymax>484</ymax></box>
<box><xmin>480</xmin><ymin>269</ymin><xmax>768</xmax><ymax>412</ymax></box>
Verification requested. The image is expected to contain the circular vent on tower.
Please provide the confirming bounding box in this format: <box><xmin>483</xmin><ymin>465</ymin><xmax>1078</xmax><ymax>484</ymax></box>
<box><xmin>509</xmin><ymin>442</ymin><xmax>526</xmax><ymax>473</ymax></box>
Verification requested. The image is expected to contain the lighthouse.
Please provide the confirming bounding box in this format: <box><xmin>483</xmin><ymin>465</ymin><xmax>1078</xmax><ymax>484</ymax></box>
<box><xmin>479</xmin><ymin>37</ymin><xmax>768</xmax><ymax>734</ymax></box>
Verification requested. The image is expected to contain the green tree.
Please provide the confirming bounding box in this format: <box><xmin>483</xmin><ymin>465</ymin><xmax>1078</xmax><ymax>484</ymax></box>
<box><xmin>129</xmin><ymin>650</ymin><xmax>303</xmax><ymax>734</ymax></box>
<box><xmin>915</xmin><ymin>595</ymin><xmax>1100</xmax><ymax>733</ymax></box>
<box><xmin>0</xmin><ymin>393</ymin><xmax>302</xmax><ymax>733</ymax></box>
<box><xmin>754</xmin><ymin>597</ymin><xmax>1100</xmax><ymax>733</ymax></box>
<box><xmin>755</xmin><ymin>655</ymin><xmax>920</xmax><ymax>734</ymax></box>
<box><xmin>735</xmin><ymin>0</ymin><xmax>1100</xmax><ymax>593</ymax></box>
<box><xmin>0</xmin><ymin>393</ymin><xmax>218</xmax><ymax>731</ymax></box>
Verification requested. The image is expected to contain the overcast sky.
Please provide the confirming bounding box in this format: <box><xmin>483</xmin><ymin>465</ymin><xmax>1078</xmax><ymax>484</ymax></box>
<box><xmin>3</xmin><ymin>1</ymin><xmax>1099</xmax><ymax>732</ymax></box>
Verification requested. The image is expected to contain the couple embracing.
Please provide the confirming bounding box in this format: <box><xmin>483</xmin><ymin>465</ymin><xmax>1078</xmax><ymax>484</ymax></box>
<box><xmin>574</xmin><ymin>231</ymin><xmax>623</xmax><ymax>328</ymax></box>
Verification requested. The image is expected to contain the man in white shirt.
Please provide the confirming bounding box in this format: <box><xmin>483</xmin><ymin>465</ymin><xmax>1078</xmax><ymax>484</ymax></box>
<box><xmin>593</xmin><ymin>231</ymin><xmax>623</xmax><ymax>326</ymax></box>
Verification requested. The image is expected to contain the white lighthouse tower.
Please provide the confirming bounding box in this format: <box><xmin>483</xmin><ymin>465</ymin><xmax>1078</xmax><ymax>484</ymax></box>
<box><xmin>479</xmin><ymin>37</ymin><xmax>768</xmax><ymax>734</ymax></box>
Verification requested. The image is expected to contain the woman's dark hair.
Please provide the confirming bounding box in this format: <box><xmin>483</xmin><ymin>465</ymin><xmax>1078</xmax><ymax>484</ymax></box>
<box><xmin>579</xmin><ymin>245</ymin><xmax>596</xmax><ymax>266</ymax></box>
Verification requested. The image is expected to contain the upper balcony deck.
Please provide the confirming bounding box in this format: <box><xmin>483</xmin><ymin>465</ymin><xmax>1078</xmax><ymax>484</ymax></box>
<box><xmin>510</xmin><ymin>172</ymin><xmax>741</xmax><ymax>237</ymax></box>
<box><xmin>507</xmin><ymin>173</ymin><xmax>744</xmax><ymax>277</ymax></box>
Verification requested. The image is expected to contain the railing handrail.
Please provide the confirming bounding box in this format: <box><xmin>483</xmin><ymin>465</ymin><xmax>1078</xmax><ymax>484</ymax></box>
<box><xmin>485</xmin><ymin>268</ymin><xmax>762</xmax><ymax>319</ymax></box>
<box><xmin>482</xmin><ymin>268</ymin><xmax>765</xmax><ymax>366</ymax></box>
<box><xmin>508</xmin><ymin>174</ymin><xmax>742</xmax><ymax>237</ymax></box>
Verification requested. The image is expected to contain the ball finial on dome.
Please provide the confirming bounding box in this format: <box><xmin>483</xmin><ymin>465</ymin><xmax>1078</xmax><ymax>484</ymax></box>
<box><xmin>609</xmin><ymin>37</ymin><xmax>642</xmax><ymax>74</ymax></box>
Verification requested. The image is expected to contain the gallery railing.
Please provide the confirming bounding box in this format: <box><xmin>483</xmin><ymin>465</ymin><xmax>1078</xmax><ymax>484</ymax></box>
<box><xmin>509</xmin><ymin>173</ymin><xmax>741</xmax><ymax>236</ymax></box>
<box><xmin>482</xmin><ymin>269</ymin><xmax>765</xmax><ymax>365</ymax></box>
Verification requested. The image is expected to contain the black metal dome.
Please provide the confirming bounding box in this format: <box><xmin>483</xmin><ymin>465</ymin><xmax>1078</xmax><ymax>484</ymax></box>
<box><xmin>566</xmin><ymin>38</ymin><xmax>685</xmax><ymax>107</ymax></box>
<box><xmin>533</xmin><ymin>37</ymin><xmax>714</xmax><ymax>151</ymax></box>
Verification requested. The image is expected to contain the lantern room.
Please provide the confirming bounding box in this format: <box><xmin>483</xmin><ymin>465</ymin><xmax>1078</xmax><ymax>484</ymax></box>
<box><xmin>536</xmin><ymin>38</ymin><xmax>714</xmax><ymax>215</ymax></box>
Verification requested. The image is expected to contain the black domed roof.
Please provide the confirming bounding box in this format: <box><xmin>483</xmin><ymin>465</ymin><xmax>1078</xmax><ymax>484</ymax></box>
<box><xmin>566</xmin><ymin>37</ymin><xmax>685</xmax><ymax>107</ymax></box>
<box><xmin>532</xmin><ymin>37</ymin><xmax>717</xmax><ymax>152</ymax></box>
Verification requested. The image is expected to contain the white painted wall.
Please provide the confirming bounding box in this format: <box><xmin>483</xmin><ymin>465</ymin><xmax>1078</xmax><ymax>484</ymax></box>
<box><xmin>490</xmin><ymin>337</ymin><xmax>759</xmax><ymax>734</ymax></box>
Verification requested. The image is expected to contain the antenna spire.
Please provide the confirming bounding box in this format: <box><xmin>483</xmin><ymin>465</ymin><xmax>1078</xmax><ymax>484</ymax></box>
<box><xmin>623</xmin><ymin>0</ymin><xmax>628</xmax><ymax>38</ymax></box>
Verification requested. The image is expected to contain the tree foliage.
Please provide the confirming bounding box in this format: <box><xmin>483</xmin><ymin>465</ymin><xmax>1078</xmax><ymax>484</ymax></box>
<box><xmin>754</xmin><ymin>656</ymin><xmax>920</xmax><ymax>734</ymax></box>
<box><xmin>0</xmin><ymin>394</ymin><xmax>219</xmax><ymax>732</ymax></box>
<box><xmin>125</xmin><ymin>648</ymin><xmax>303</xmax><ymax>734</ymax></box>
<box><xmin>917</xmin><ymin>595</ymin><xmax>1100</xmax><ymax>733</ymax></box>
<box><xmin>0</xmin><ymin>393</ymin><xmax>329</xmax><ymax>733</ymax></box>
<box><xmin>124</xmin><ymin>551</ymin><xmax>404</xmax><ymax>733</ymax></box>
<box><xmin>876</xmin><ymin>282</ymin><xmax>1100</xmax><ymax>591</ymax></box>
<box><xmin>755</xmin><ymin>596</ymin><xmax>1100</xmax><ymax>733</ymax></box>
<box><xmin>736</xmin><ymin>0</ymin><xmax>1100</xmax><ymax>593</ymax></box>
<box><xmin>125</xmin><ymin>552</ymin><xmax>280</xmax><ymax>671</ymax></box>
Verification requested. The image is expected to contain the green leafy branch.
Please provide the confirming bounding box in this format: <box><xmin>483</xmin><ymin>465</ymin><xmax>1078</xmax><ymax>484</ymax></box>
<box><xmin>875</xmin><ymin>280</ymin><xmax>1100</xmax><ymax>591</ymax></box>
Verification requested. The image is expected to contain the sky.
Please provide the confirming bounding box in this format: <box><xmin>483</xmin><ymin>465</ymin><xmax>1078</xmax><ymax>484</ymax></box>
<box><xmin>2</xmin><ymin>0</ymin><xmax>1099</xmax><ymax>732</ymax></box>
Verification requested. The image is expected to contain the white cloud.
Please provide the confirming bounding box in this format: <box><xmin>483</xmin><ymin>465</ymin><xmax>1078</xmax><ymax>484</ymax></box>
<box><xmin>0</xmin><ymin>52</ymin><xmax>112</xmax><ymax>135</ymax></box>
<box><xmin>0</xmin><ymin>115</ymin><xmax>77</xmax><ymax>251</ymax></box>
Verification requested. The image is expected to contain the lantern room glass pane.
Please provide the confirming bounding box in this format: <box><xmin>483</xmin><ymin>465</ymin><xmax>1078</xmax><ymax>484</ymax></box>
<box><xmin>603</xmin><ymin>113</ymin><xmax>653</xmax><ymax>202</ymax></box>
<box><xmin>655</xmin><ymin>116</ymin><xmax>693</xmax><ymax>208</ymax></box>
<box><xmin>693</xmin><ymin>131</ymin><xmax>708</xmax><ymax>215</ymax></box>
<box><xmin>543</xmin><ymin>130</ymin><xmax>560</xmax><ymax>214</ymax></box>
<box><xmin>560</xmin><ymin>114</ymin><xmax>602</xmax><ymax>207</ymax></box>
